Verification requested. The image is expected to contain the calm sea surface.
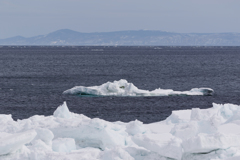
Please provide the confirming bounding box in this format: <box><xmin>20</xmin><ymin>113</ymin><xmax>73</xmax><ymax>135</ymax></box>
<box><xmin>0</xmin><ymin>46</ymin><xmax>240</xmax><ymax>123</ymax></box>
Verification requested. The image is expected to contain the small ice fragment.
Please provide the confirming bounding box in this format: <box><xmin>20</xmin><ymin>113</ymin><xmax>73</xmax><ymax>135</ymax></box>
<box><xmin>53</xmin><ymin>101</ymin><xmax>72</xmax><ymax>119</ymax></box>
<box><xmin>126</xmin><ymin>120</ymin><xmax>147</xmax><ymax>135</ymax></box>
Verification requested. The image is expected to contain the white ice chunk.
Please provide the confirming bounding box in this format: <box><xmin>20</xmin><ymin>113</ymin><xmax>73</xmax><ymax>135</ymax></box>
<box><xmin>51</xmin><ymin>118</ymin><xmax>127</xmax><ymax>150</ymax></box>
<box><xmin>34</xmin><ymin>128</ymin><xmax>54</xmax><ymax>146</ymax></box>
<box><xmin>182</xmin><ymin>133</ymin><xmax>240</xmax><ymax>153</ymax></box>
<box><xmin>225</xmin><ymin>110</ymin><xmax>240</xmax><ymax>124</ymax></box>
<box><xmin>31</xmin><ymin>139</ymin><xmax>52</xmax><ymax>151</ymax></box>
<box><xmin>65</xmin><ymin>147</ymin><xmax>101</xmax><ymax>160</ymax></box>
<box><xmin>171</xmin><ymin>121</ymin><xmax>199</xmax><ymax>140</ymax></box>
<box><xmin>145</xmin><ymin>122</ymin><xmax>173</xmax><ymax>134</ymax></box>
<box><xmin>53</xmin><ymin>101</ymin><xmax>72</xmax><ymax>119</ymax></box>
<box><xmin>183</xmin><ymin>147</ymin><xmax>240</xmax><ymax>160</ymax></box>
<box><xmin>0</xmin><ymin>130</ymin><xmax>37</xmax><ymax>155</ymax></box>
<box><xmin>52</xmin><ymin>138</ymin><xmax>76</xmax><ymax>153</ymax></box>
<box><xmin>218</xmin><ymin>123</ymin><xmax>240</xmax><ymax>135</ymax></box>
<box><xmin>166</xmin><ymin>109</ymin><xmax>192</xmax><ymax>124</ymax></box>
<box><xmin>132</xmin><ymin>133</ymin><xmax>183</xmax><ymax>160</ymax></box>
<box><xmin>191</xmin><ymin>107</ymin><xmax>219</xmax><ymax>121</ymax></box>
<box><xmin>0</xmin><ymin>114</ymin><xmax>14</xmax><ymax>123</ymax></box>
<box><xmin>100</xmin><ymin>147</ymin><xmax>134</xmax><ymax>160</ymax></box>
<box><xmin>126</xmin><ymin>120</ymin><xmax>147</xmax><ymax>135</ymax></box>
<box><xmin>224</xmin><ymin>156</ymin><xmax>240</xmax><ymax>160</ymax></box>
<box><xmin>124</xmin><ymin>146</ymin><xmax>168</xmax><ymax>160</ymax></box>
<box><xmin>0</xmin><ymin>114</ymin><xmax>17</xmax><ymax>133</ymax></box>
<box><xmin>63</xmin><ymin>79</ymin><xmax>214</xmax><ymax>97</ymax></box>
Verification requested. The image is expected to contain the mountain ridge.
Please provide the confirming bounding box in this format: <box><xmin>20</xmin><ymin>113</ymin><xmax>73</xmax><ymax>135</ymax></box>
<box><xmin>0</xmin><ymin>29</ymin><xmax>240</xmax><ymax>46</ymax></box>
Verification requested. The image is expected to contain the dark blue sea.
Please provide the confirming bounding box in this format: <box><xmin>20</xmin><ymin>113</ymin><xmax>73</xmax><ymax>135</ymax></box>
<box><xmin>0</xmin><ymin>46</ymin><xmax>240</xmax><ymax>123</ymax></box>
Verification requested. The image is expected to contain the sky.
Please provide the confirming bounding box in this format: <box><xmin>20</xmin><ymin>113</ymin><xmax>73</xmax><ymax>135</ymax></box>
<box><xmin>0</xmin><ymin>0</ymin><xmax>240</xmax><ymax>39</ymax></box>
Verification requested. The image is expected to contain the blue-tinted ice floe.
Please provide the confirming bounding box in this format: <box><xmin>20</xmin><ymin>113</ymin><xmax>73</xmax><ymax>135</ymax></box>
<box><xmin>1</xmin><ymin>102</ymin><xmax>240</xmax><ymax>159</ymax></box>
<box><xmin>63</xmin><ymin>79</ymin><xmax>214</xmax><ymax>97</ymax></box>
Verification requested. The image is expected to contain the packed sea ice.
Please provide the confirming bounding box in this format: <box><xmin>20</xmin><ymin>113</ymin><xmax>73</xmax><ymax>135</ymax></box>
<box><xmin>1</xmin><ymin>102</ymin><xmax>240</xmax><ymax>159</ymax></box>
<box><xmin>63</xmin><ymin>79</ymin><xmax>214</xmax><ymax>97</ymax></box>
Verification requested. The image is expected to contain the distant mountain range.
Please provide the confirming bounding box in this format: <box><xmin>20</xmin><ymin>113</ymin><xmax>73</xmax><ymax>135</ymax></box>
<box><xmin>0</xmin><ymin>29</ymin><xmax>240</xmax><ymax>46</ymax></box>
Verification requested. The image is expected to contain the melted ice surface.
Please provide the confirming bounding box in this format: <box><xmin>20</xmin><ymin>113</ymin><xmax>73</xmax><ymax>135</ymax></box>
<box><xmin>1</xmin><ymin>102</ymin><xmax>240</xmax><ymax>159</ymax></box>
<box><xmin>63</xmin><ymin>79</ymin><xmax>214</xmax><ymax>96</ymax></box>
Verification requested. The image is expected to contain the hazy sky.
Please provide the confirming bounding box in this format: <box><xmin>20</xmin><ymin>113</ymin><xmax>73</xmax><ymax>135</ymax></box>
<box><xmin>0</xmin><ymin>0</ymin><xmax>240</xmax><ymax>39</ymax></box>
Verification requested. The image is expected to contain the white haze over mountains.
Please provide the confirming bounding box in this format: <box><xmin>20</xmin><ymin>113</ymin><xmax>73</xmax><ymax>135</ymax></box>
<box><xmin>0</xmin><ymin>0</ymin><xmax>240</xmax><ymax>39</ymax></box>
<box><xmin>0</xmin><ymin>29</ymin><xmax>240</xmax><ymax>46</ymax></box>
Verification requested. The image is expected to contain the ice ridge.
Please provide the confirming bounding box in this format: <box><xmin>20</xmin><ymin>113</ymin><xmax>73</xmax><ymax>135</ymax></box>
<box><xmin>1</xmin><ymin>102</ymin><xmax>240</xmax><ymax>159</ymax></box>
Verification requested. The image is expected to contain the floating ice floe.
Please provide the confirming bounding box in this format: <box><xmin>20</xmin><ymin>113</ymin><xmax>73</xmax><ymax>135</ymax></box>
<box><xmin>1</xmin><ymin>102</ymin><xmax>240</xmax><ymax>159</ymax></box>
<box><xmin>63</xmin><ymin>79</ymin><xmax>214</xmax><ymax>97</ymax></box>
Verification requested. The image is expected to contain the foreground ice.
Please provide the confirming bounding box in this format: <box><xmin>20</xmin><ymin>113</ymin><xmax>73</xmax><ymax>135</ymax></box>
<box><xmin>1</xmin><ymin>102</ymin><xmax>240</xmax><ymax>160</ymax></box>
<box><xmin>63</xmin><ymin>79</ymin><xmax>214</xmax><ymax>97</ymax></box>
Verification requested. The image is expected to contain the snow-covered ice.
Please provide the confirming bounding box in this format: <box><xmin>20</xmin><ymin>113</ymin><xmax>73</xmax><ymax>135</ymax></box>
<box><xmin>1</xmin><ymin>102</ymin><xmax>240</xmax><ymax>160</ymax></box>
<box><xmin>63</xmin><ymin>79</ymin><xmax>214</xmax><ymax>97</ymax></box>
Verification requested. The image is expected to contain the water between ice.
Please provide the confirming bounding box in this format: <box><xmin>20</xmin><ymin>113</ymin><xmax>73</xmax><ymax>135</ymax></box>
<box><xmin>1</xmin><ymin>46</ymin><xmax>240</xmax><ymax>123</ymax></box>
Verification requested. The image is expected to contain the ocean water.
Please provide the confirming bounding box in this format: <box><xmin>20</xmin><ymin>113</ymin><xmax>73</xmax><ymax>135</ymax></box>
<box><xmin>0</xmin><ymin>46</ymin><xmax>240</xmax><ymax>123</ymax></box>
